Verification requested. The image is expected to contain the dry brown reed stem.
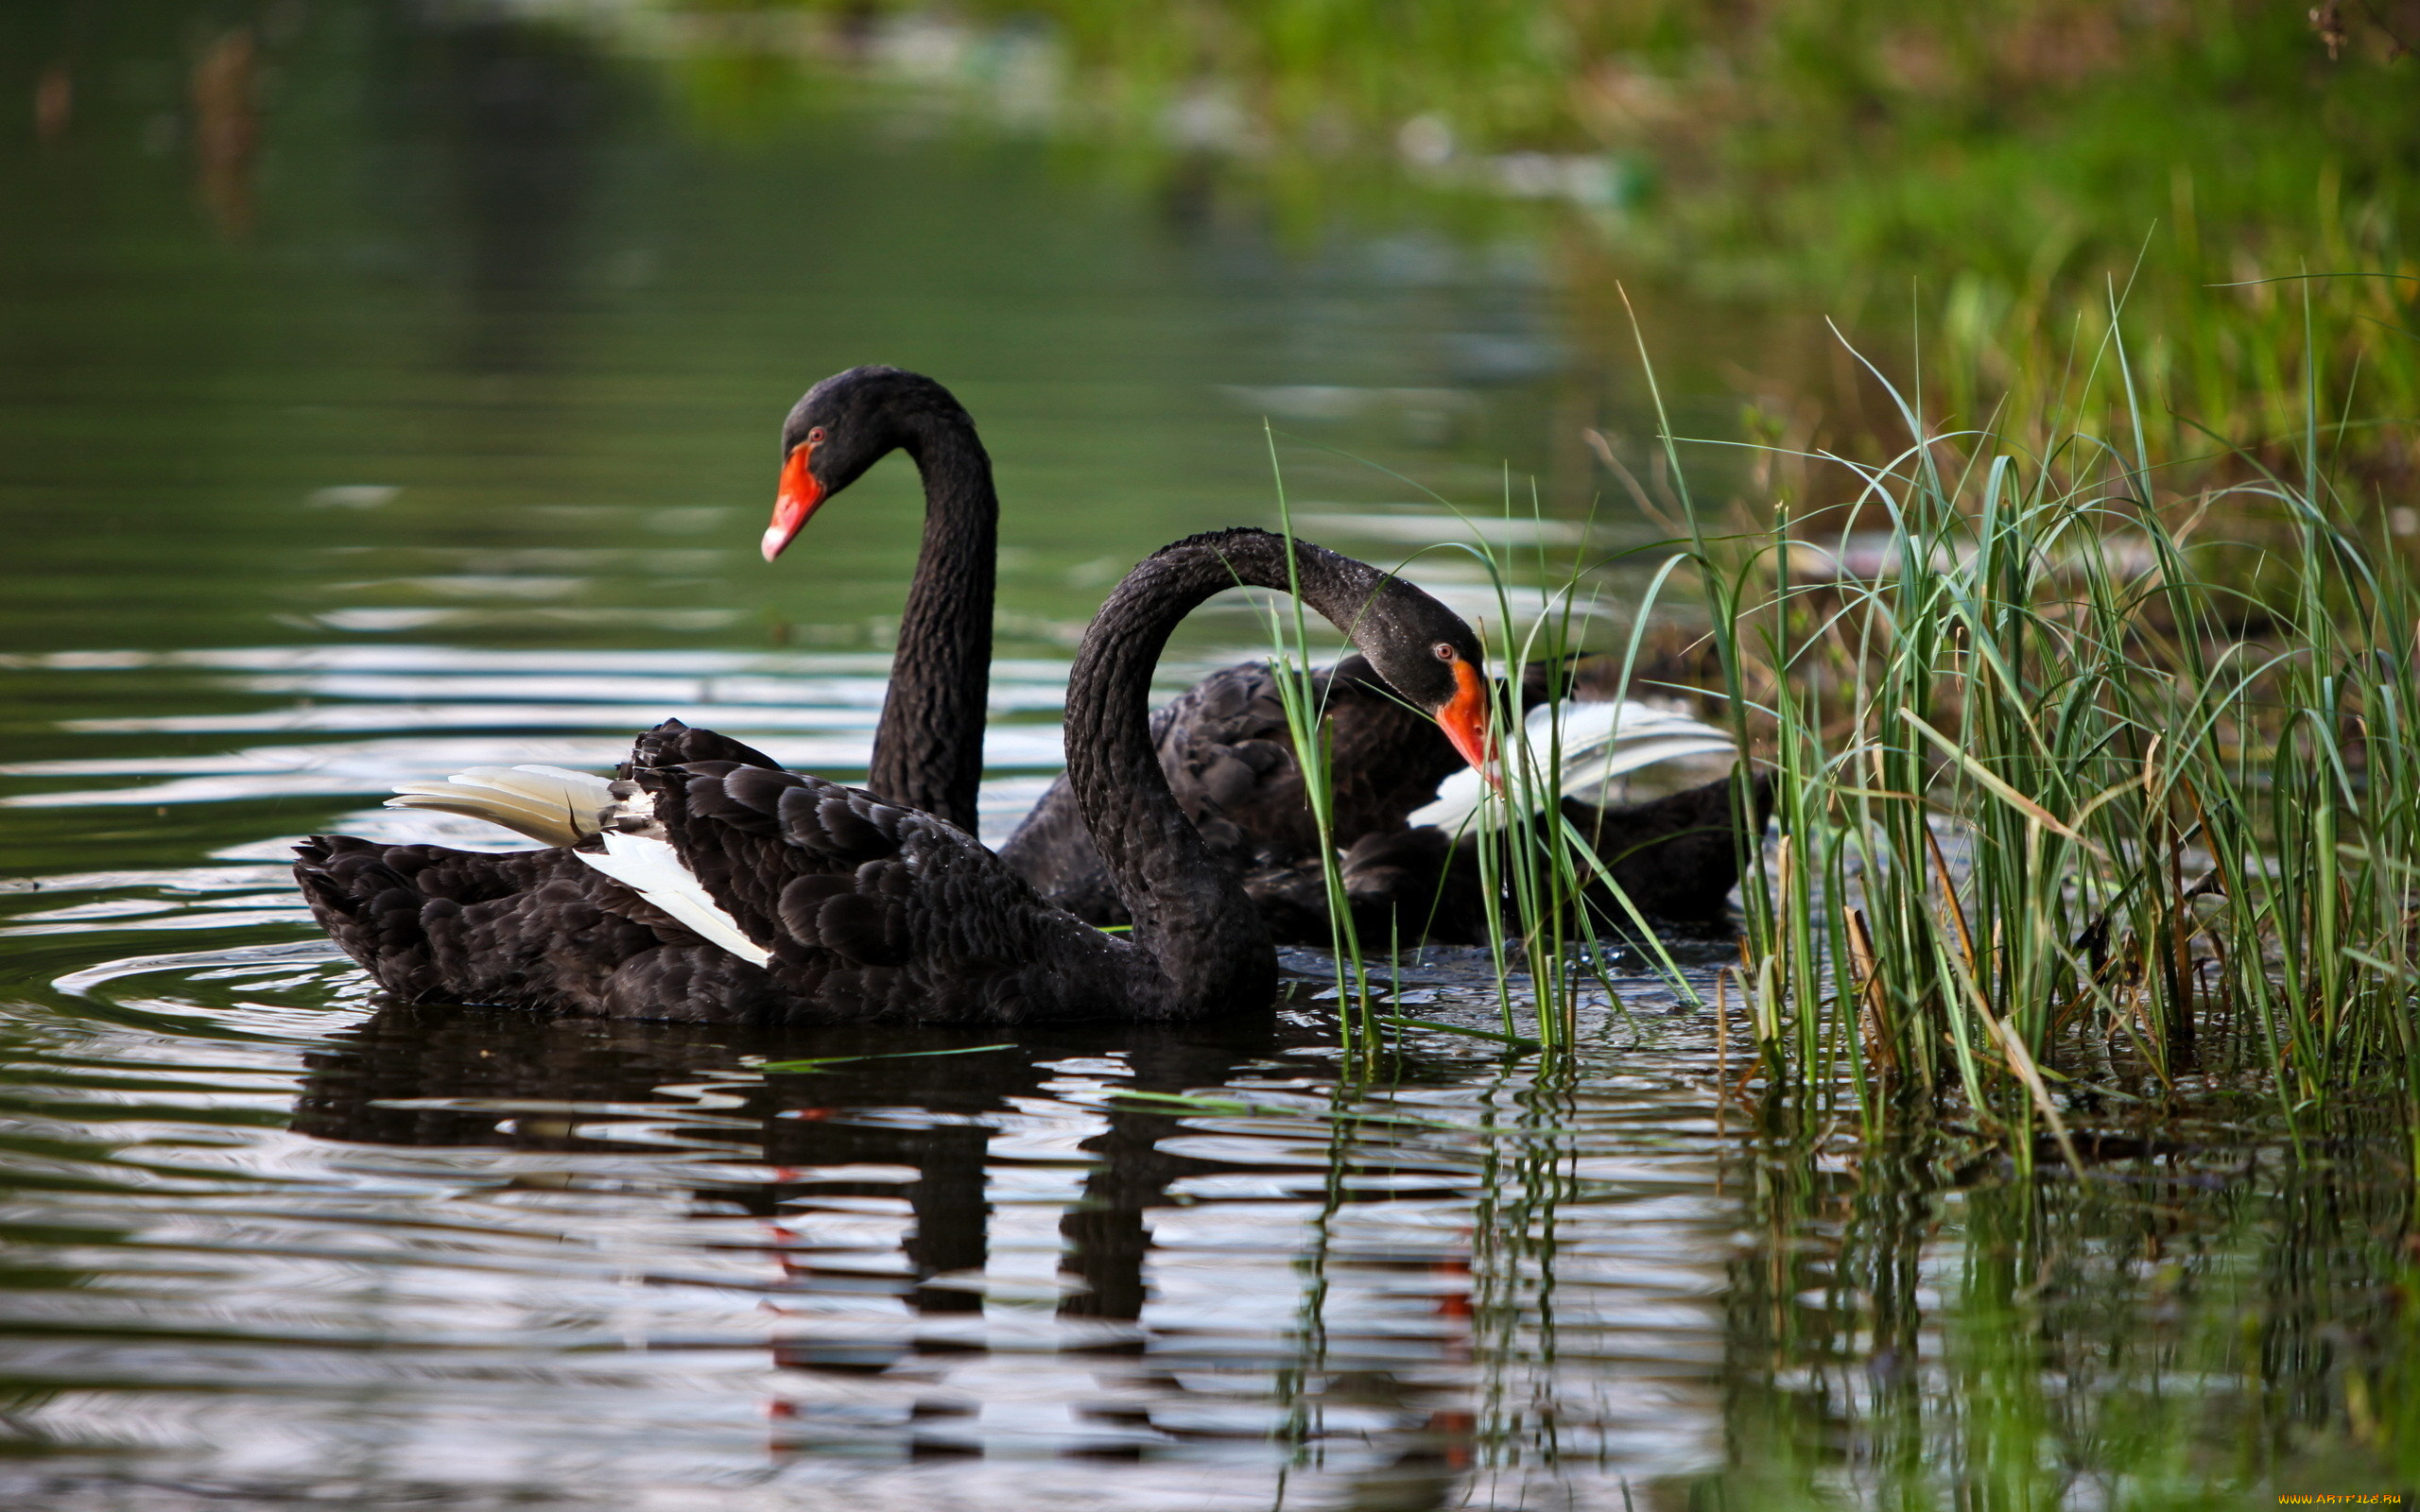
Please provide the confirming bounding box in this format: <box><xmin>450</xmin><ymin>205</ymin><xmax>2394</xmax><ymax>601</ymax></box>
<box><xmin>1844</xmin><ymin>908</ymin><xmax>1896</xmax><ymax>1081</ymax></box>
<box><xmin>1714</xmin><ymin>967</ymin><xmax>1731</xmax><ymax>1115</ymax></box>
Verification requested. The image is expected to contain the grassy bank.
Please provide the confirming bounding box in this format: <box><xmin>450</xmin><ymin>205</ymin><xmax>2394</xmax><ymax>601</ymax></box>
<box><xmin>1606</xmin><ymin>301</ymin><xmax>2415</xmax><ymax>1150</ymax></box>
<box><xmin>1228</xmin><ymin>291</ymin><xmax>2420</xmax><ymax>1153</ymax></box>
<box><xmin>987</xmin><ymin>0</ymin><xmax>2420</xmax><ymax>486</ymax></box>
<box><xmin>628</xmin><ymin>0</ymin><xmax>2417</xmax><ymax>487</ymax></box>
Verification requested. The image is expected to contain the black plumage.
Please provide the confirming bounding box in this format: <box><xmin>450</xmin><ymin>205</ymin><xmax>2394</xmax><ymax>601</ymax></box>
<box><xmin>998</xmin><ymin>654</ymin><xmax>1772</xmax><ymax>942</ymax></box>
<box><xmin>759</xmin><ymin>367</ymin><xmax>1767</xmax><ymax>944</ymax></box>
<box><xmin>293</xmin><ymin>834</ymin><xmax>794</xmax><ymax>1022</ymax></box>
<box><xmin>766</xmin><ymin>367</ymin><xmax>998</xmax><ymax>833</ymax></box>
<box><xmin>298</xmin><ymin>530</ymin><xmax>1489</xmax><ymax>1024</ymax></box>
<box><xmin>994</xmin><ymin>655</ymin><xmax>1458</xmax><ymax>926</ymax></box>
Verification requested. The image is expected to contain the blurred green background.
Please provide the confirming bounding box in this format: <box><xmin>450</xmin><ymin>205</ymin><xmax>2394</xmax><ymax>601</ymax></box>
<box><xmin>10</xmin><ymin>1</ymin><xmax>2411</xmax><ymax>683</ymax></box>
<box><xmin>5</xmin><ymin>0</ymin><xmax>2411</xmax><ymax>787</ymax></box>
<box><xmin>630</xmin><ymin>0</ymin><xmax>2420</xmax><ymax>485</ymax></box>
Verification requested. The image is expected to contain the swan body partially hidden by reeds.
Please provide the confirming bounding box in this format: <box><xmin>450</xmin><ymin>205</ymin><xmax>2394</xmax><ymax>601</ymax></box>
<box><xmin>1409</xmin><ymin>697</ymin><xmax>1740</xmax><ymax>833</ymax></box>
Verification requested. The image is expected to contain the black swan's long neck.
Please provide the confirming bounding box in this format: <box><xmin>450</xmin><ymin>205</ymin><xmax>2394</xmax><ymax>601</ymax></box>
<box><xmin>1064</xmin><ymin>529</ymin><xmax>1396</xmax><ymax>1010</ymax></box>
<box><xmin>867</xmin><ymin>412</ymin><xmax>996</xmax><ymax>833</ymax></box>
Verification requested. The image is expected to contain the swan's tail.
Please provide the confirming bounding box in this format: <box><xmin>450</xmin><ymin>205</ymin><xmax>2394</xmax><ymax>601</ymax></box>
<box><xmin>1409</xmin><ymin>698</ymin><xmax>1738</xmax><ymax>833</ymax></box>
<box><xmin>385</xmin><ymin>765</ymin><xmax>619</xmax><ymax>849</ymax></box>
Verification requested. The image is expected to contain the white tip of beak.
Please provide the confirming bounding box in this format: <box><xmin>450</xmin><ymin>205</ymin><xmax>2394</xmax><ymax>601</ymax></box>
<box><xmin>761</xmin><ymin>527</ymin><xmax>787</xmax><ymax>563</ymax></box>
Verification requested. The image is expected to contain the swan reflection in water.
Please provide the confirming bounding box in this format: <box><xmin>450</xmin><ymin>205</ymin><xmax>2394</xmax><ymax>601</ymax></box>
<box><xmin>287</xmin><ymin>1003</ymin><xmax>1488</xmax><ymax>1499</ymax></box>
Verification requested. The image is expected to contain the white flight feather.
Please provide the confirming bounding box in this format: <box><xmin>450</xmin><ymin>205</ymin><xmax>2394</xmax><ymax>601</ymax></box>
<box><xmin>573</xmin><ymin>831</ymin><xmax>772</xmax><ymax>968</ymax></box>
<box><xmin>1409</xmin><ymin>698</ymin><xmax>1737</xmax><ymax>833</ymax></box>
<box><xmin>387</xmin><ymin>765</ymin><xmax>618</xmax><ymax>848</ymax></box>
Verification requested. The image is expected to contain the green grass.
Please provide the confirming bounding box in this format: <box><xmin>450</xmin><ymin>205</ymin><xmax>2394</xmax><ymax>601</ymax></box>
<box><xmin>1675</xmin><ymin>295</ymin><xmax>2420</xmax><ymax>1149</ymax></box>
<box><xmin>627</xmin><ymin>0</ymin><xmax>2418</xmax><ymax>484</ymax></box>
<box><xmin>1251</xmin><ymin>428</ymin><xmax>1731</xmax><ymax>1058</ymax></box>
<box><xmin>1253</xmin><ymin>289</ymin><xmax>2419</xmax><ymax>1165</ymax></box>
<box><xmin>1229</xmin><ymin>296</ymin><xmax>2420</xmax><ymax>1497</ymax></box>
<box><xmin>1255</xmin><ymin>422</ymin><xmax>1386</xmax><ymax>1067</ymax></box>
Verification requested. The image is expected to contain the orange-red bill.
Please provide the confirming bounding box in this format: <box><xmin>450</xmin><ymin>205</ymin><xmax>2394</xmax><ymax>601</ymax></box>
<box><xmin>1439</xmin><ymin>657</ymin><xmax>1498</xmax><ymax>787</ymax></box>
<box><xmin>762</xmin><ymin>444</ymin><xmax>823</xmax><ymax>562</ymax></box>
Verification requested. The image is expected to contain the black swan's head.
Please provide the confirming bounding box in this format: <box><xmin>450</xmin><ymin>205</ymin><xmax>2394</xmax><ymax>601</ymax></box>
<box><xmin>1175</xmin><ymin>530</ymin><xmax>1494</xmax><ymax>779</ymax></box>
<box><xmin>764</xmin><ymin>366</ymin><xmax>977</xmax><ymax>561</ymax></box>
<box><xmin>1341</xmin><ymin>568</ymin><xmax>1495</xmax><ymax>777</ymax></box>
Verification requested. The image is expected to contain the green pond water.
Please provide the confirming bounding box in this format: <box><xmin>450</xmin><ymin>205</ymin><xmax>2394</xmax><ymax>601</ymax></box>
<box><xmin>0</xmin><ymin>4</ymin><xmax>2410</xmax><ymax>1507</ymax></box>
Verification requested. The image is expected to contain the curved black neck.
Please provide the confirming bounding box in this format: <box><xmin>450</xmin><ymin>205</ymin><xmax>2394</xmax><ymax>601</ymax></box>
<box><xmin>1064</xmin><ymin>529</ymin><xmax>1397</xmax><ymax>1013</ymax></box>
<box><xmin>866</xmin><ymin>412</ymin><xmax>996</xmax><ymax>833</ymax></box>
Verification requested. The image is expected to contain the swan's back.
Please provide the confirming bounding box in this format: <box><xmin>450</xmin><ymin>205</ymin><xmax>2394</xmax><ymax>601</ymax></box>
<box><xmin>298</xmin><ymin>727</ymin><xmax>1158</xmax><ymax>1025</ymax></box>
<box><xmin>642</xmin><ymin>759</ymin><xmax>1141</xmax><ymax>1022</ymax></box>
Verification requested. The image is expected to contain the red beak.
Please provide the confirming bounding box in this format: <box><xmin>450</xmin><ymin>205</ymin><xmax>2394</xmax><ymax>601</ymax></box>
<box><xmin>1439</xmin><ymin>657</ymin><xmax>1498</xmax><ymax>788</ymax></box>
<box><xmin>763</xmin><ymin>444</ymin><xmax>823</xmax><ymax>562</ymax></box>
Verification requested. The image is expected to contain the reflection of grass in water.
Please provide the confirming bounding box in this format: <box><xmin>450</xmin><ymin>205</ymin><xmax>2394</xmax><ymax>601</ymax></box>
<box><xmin>1172</xmin><ymin>1064</ymin><xmax>2417</xmax><ymax>1499</ymax></box>
<box><xmin>1700</xmin><ymin>1111</ymin><xmax>2420</xmax><ymax>1503</ymax></box>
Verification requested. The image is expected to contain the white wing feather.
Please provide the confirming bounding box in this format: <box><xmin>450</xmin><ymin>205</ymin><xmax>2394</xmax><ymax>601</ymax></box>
<box><xmin>387</xmin><ymin>765</ymin><xmax>619</xmax><ymax>848</ymax></box>
<box><xmin>1409</xmin><ymin>699</ymin><xmax>1737</xmax><ymax>833</ymax></box>
<box><xmin>384</xmin><ymin>764</ymin><xmax>766</xmax><ymax>964</ymax></box>
<box><xmin>573</xmin><ymin>832</ymin><xmax>772</xmax><ymax>968</ymax></box>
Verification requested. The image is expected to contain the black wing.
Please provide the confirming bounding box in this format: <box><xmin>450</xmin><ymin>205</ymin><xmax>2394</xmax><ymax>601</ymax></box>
<box><xmin>997</xmin><ymin>656</ymin><xmax>1464</xmax><ymax>930</ymax></box>
<box><xmin>293</xmin><ymin>835</ymin><xmax>799</xmax><ymax>1022</ymax></box>
<box><xmin>639</xmin><ymin>759</ymin><xmax>1140</xmax><ymax>1023</ymax></box>
<box><xmin>622</xmin><ymin>717</ymin><xmax>786</xmax><ymax>776</ymax></box>
<box><xmin>296</xmin><ymin>720</ymin><xmax>1137</xmax><ymax>1024</ymax></box>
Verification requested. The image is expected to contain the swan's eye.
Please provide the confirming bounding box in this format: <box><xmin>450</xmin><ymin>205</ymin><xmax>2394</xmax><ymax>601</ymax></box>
<box><xmin>1432</xmin><ymin>643</ymin><xmax>1457</xmax><ymax>662</ymax></box>
<box><xmin>807</xmin><ymin>427</ymin><xmax>826</xmax><ymax>445</ymax></box>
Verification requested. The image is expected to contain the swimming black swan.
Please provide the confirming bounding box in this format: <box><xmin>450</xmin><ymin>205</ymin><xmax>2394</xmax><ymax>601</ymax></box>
<box><xmin>296</xmin><ymin>529</ymin><xmax>1492</xmax><ymax>1023</ymax></box>
<box><xmin>392</xmin><ymin>366</ymin><xmax>1760</xmax><ymax>941</ymax></box>
<box><xmin>1003</xmin><ymin>655</ymin><xmax>1770</xmax><ymax>941</ymax></box>
<box><xmin>765</xmin><ymin>369</ymin><xmax>1763</xmax><ymax>935</ymax></box>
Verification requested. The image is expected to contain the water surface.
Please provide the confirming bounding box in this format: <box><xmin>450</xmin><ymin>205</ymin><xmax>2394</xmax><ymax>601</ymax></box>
<box><xmin>0</xmin><ymin>6</ymin><xmax>2402</xmax><ymax>1507</ymax></box>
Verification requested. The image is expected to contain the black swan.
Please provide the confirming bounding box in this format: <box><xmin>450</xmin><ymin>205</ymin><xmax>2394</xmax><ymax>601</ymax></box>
<box><xmin>762</xmin><ymin>369</ymin><xmax>1762</xmax><ymax>939</ymax></box>
<box><xmin>296</xmin><ymin>529</ymin><xmax>1493</xmax><ymax>1023</ymax></box>
<box><xmin>392</xmin><ymin>366</ymin><xmax>1760</xmax><ymax>941</ymax></box>
<box><xmin>1003</xmin><ymin>655</ymin><xmax>1770</xmax><ymax>941</ymax></box>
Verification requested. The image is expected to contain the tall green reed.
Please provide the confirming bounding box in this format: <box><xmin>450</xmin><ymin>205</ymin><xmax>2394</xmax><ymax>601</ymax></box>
<box><xmin>1249</xmin><ymin>442</ymin><xmax>1670</xmax><ymax>1060</ymax></box>
<box><xmin>1657</xmin><ymin>295</ymin><xmax>2420</xmax><ymax>1141</ymax></box>
<box><xmin>1252</xmin><ymin>432</ymin><xmax>1722</xmax><ymax>1059</ymax></box>
<box><xmin>1253</xmin><ymin>423</ymin><xmax>1384</xmax><ymax>1067</ymax></box>
<box><xmin>1440</xmin><ymin>501</ymin><xmax>1721</xmax><ymax>1049</ymax></box>
<box><xmin>1253</xmin><ymin>293</ymin><xmax>2417</xmax><ymax>1150</ymax></box>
